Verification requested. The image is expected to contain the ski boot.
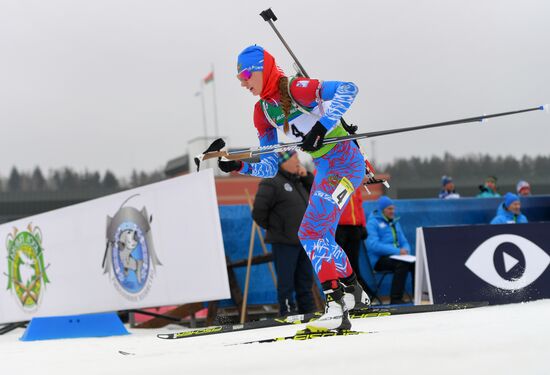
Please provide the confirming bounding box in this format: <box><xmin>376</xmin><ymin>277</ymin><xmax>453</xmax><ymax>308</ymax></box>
<box><xmin>306</xmin><ymin>281</ymin><xmax>351</xmax><ymax>332</ymax></box>
<box><xmin>340</xmin><ymin>273</ymin><xmax>371</xmax><ymax>311</ymax></box>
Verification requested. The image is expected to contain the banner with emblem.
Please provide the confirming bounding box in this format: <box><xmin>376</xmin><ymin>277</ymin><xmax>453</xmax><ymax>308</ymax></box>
<box><xmin>0</xmin><ymin>169</ymin><xmax>229</xmax><ymax>324</ymax></box>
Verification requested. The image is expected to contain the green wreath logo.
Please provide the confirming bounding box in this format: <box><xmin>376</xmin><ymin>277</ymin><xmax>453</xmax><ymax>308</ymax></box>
<box><xmin>6</xmin><ymin>223</ymin><xmax>50</xmax><ymax>311</ymax></box>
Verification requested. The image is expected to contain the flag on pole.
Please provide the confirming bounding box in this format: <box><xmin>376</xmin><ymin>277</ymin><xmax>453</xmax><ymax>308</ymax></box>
<box><xmin>203</xmin><ymin>71</ymin><xmax>214</xmax><ymax>84</ymax></box>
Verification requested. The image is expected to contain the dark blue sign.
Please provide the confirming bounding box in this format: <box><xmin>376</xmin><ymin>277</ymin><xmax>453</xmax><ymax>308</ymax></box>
<box><xmin>423</xmin><ymin>223</ymin><xmax>550</xmax><ymax>305</ymax></box>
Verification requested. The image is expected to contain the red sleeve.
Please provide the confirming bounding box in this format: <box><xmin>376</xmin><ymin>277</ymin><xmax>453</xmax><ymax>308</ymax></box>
<box><xmin>253</xmin><ymin>101</ymin><xmax>272</xmax><ymax>137</ymax></box>
<box><xmin>289</xmin><ymin>78</ymin><xmax>321</xmax><ymax>108</ymax></box>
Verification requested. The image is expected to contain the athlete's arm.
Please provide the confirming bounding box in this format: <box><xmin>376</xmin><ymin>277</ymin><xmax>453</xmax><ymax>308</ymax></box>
<box><xmin>290</xmin><ymin>78</ymin><xmax>359</xmax><ymax>131</ymax></box>
<box><xmin>238</xmin><ymin>102</ymin><xmax>279</xmax><ymax>178</ymax></box>
<box><xmin>318</xmin><ymin>80</ymin><xmax>359</xmax><ymax>130</ymax></box>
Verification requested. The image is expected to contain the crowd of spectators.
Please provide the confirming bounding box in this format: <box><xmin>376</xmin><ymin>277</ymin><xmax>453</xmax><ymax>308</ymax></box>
<box><xmin>436</xmin><ymin>174</ymin><xmax>532</xmax><ymax>224</ymax></box>
<box><xmin>438</xmin><ymin>174</ymin><xmax>534</xmax><ymax>200</ymax></box>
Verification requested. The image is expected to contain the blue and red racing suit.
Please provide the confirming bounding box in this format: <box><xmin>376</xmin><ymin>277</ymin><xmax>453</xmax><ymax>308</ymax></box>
<box><xmin>239</xmin><ymin>77</ymin><xmax>365</xmax><ymax>284</ymax></box>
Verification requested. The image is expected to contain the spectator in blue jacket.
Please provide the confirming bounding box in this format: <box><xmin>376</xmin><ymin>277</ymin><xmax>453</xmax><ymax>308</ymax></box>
<box><xmin>490</xmin><ymin>193</ymin><xmax>528</xmax><ymax>224</ymax></box>
<box><xmin>366</xmin><ymin>196</ymin><xmax>414</xmax><ymax>304</ymax></box>
<box><xmin>438</xmin><ymin>175</ymin><xmax>460</xmax><ymax>199</ymax></box>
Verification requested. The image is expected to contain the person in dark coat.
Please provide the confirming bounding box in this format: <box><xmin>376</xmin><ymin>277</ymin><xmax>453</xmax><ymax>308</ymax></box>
<box><xmin>252</xmin><ymin>150</ymin><xmax>316</xmax><ymax>315</ymax></box>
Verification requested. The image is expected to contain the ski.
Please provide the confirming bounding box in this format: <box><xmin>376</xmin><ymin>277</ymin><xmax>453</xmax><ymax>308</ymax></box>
<box><xmin>230</xmin><ymin>328</ymin><xmax>376</xmax><ymax>345</ymax></box>
<box><xmin>157</xmin><ymin>313</ymin><xmax>319</xmax><ymax>340</ymax></box>
<box><xmin>156</xmin><ymin>301</ymin><xmax>487</xmax><ymax>340</ymax></box>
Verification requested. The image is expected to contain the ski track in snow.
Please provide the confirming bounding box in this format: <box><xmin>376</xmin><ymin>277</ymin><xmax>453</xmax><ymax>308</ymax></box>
<box><xmin>0</xmin><ymin>300</ymin><xmax>549</xmax><ymax>375</ymax></box>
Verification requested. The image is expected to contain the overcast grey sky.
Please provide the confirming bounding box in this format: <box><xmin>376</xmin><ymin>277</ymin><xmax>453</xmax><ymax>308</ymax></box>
<box><xmin>1</xmin><ymin>0</ymin><xmax>549</xmax><ymax>177</ymax></box>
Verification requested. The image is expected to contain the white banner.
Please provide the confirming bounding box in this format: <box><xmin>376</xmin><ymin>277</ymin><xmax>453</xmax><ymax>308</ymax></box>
<box><xmin>0</xmin><ymin>169</ymin><xmax>230</xmax><ymax>324</ymax></box>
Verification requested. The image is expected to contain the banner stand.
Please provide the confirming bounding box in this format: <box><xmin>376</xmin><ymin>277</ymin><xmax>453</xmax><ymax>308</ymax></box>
<box><xmin>20</xmin><ymin>312</ymin><xmax>129</xmax><ymax>341</ymax></box>
<box><xmin>414</xmin><ymin>227</ymin><xmax>434</xmax><ymax>305</ymax></box>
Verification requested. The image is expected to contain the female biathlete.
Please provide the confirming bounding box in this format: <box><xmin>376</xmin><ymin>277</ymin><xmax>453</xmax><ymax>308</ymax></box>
<box><xmin>218</xmin><ymin>45</ymin><xmax>370</xmax><ymax>331</ymax></box>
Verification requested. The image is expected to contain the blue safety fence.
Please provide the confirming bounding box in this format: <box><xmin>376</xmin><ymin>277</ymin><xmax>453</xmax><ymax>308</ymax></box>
<box><xmin>218</xmin><ymin>195</ymin><xmax>550</xmax><ymax>306</ymax></box>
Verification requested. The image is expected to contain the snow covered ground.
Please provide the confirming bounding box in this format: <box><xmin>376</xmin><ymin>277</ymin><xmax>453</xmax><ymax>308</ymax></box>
<box><xmin>1</xmin><ymin>300</ymin><xmax>549</xmax><ymax>375</ymax></box>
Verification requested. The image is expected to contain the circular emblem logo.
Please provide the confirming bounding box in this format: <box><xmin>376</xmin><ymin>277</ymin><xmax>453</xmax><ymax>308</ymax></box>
<box><xmin>103</xmin><ymin>198</ymin><xmax>161</xmax><ymax>302</ymax></box>
<box><xmin>284</xmin><ymin>183</ymin><xmax>293</xmax><ymax>192</ymax></box>
<box><xmin>111</xmin><ymin>222</ymin><xmax>150</xmax><ymax>294</ymax></box>
<box><xmin>6</xmin><ymin>225</ymin><xmax>50</xmax><ymax>311</ymax></box>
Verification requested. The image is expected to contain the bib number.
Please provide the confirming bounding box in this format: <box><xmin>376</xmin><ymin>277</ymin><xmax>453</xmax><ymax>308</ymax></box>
<box><xmin>331</xmin><ymin>177</ymin><xmax>354</xmax><ymax>209</ymax></box>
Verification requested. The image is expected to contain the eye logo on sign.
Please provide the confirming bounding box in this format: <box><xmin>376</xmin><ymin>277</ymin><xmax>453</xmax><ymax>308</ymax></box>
<box><xmin>465</xmin><ymin>234</ymin><xmax>550</xmax><ymax>290</ymax></box>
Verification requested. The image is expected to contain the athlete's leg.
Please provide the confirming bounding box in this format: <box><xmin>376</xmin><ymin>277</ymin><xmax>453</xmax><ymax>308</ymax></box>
<box><xmin>298</xmin><ymin>141</ymin><xmax>365</xmax><ymax>330</ymax></box>
<box><xmin>298</xmin><ymin>141</ymin><xmax>365</xmax><ymax>284</ymax></box>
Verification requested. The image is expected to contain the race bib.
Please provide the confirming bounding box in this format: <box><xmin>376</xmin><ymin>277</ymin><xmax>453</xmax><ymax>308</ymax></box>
<box><xmin>331</xmin><ymin>177</ymin><xmax>354</xmax><ymax>209</ymax></box>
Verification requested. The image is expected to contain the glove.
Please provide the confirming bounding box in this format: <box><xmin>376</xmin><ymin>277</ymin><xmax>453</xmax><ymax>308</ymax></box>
<box><xmin>301</xmin><ymin>121</ymin><xmax>327</xmax><ymax>152</ymax></box>
<box><xmin>195</xmin><ymin>138</ymin><xmax>227</xmax><ymax>172</ymax></box>
<box><xmin>360</xmin><ymin>226</ymin><xmax>368</xmax><ymax>240</ymax></box>
<box><xmin>218</xmin><ymin>158</ymin><xmax>243</xmax><ymax>173</ymax></box>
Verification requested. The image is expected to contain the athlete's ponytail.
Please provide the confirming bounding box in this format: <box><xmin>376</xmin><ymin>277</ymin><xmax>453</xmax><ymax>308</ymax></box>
<box><xmin>278</xmin><ymin>76</ymin><xmax>291</xmax><ymax>134</ymax></box>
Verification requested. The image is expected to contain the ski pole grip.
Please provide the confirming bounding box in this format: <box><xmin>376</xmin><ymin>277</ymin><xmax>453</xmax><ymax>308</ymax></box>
<box><xmin>260</xmin><ymin>8</ymin><xmax>277</xmax><ymax>22</ymax></box>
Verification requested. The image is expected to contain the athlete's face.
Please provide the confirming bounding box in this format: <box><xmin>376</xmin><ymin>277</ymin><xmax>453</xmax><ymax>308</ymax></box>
<box><xmin>238</xmin><ymin>71</ymin><xmax>263</xmax><ymax>96</ymax></box>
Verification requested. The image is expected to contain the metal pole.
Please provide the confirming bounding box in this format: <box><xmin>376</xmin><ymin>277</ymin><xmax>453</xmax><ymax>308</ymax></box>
<box><xmin>199</xmin><ymin>82</ymin><xmax>208</xmax><ymax>139</ymax></box>
<box><xmin>211</xmin><ymin>63</ymin><xmax>220</xmax><ymax>137</ymax></box>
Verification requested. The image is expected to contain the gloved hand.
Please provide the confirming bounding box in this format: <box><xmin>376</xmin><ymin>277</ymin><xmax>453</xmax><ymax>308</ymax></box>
<box><xmin>218</xmin><ymin>158</ymin><xmax>243</xmax><ymax>173</ymax></box>
<box><xmin>301</xmin><ymin>121</ymin><xmax>327</xmax><ymax>152</ymax></box>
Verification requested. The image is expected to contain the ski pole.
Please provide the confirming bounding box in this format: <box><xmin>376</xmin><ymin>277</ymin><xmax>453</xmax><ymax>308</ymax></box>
<box><xmin>195</xmin><ymin>105</ymin><xmax>547</xmax><ymax>166</ymax></box>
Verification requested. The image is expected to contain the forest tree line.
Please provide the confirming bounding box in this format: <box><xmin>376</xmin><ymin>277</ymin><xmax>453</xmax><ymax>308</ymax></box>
<box><xmin>0</xmin><ymin>167</ymin><xmax>165</xmax><ymax>192</ymax></box>
<box><xmin>1</xmin><ymin>153</ymin><xmax>548</xmax><ymax>193</ymax></box>
<box><xmin>380</xmin><ymin>153</ymin><xmax>550</xmax><ymax>186</ymax></box>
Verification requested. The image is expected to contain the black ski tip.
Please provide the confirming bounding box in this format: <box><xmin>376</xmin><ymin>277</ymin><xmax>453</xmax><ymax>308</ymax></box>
<box><xmin>118</xmin><ymin>350</ymin><xmax>135</xmax><ymax>356</ymax></box>
<box><xmin>260</xmin><ymin>8</ymin><xmax>277</xmax><ymax>22</ymax></box>
<box><xmin>204</xmin><ymin>138</ymin><xmax>225</xmax><ymax>153</ymax></box>
<box><xmin>194</xmin><ymin>157</ymin><xmax>201</xmax><ymax>172</ymax></box>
